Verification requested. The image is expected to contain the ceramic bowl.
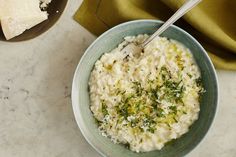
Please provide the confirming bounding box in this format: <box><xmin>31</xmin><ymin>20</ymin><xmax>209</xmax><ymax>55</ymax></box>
<box><xmin>72</xmin><ymin>20</ymin><xmax>218</xmax><ymax>157</ymax></box>
<box><xmin>0</xmin><ymin>0</ymin><xmax>68</xmax><ymax>42</ymax></box>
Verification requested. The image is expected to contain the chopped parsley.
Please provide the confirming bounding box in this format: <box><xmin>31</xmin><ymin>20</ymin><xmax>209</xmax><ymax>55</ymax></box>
<box><xmin>108</xmin><ymin>66</ymin><xmax>202</xmax><ymax>134</ymax></box>
<box><xmin>101</xmin><ymin>100</ymin><xmax>108</xmax><ymax>116</ymax></box>
<box><xmin>162</xmin><ymin>80</ymin><xmax>185</xmax><ymax>103</ymax></box>
<box><xmin>156</xmin><ymin>108</ymin><xmax>165</xmax><ymax>117</ymax></box>
<box><xmin>169</xmin><ymin>106</ymin><xmax>177</xmax><ymax>114</ymax></box>
<box><xmin>195</xmin><ymin>77</ymin><xmax>202</xmax><ymax>87</ymax></box>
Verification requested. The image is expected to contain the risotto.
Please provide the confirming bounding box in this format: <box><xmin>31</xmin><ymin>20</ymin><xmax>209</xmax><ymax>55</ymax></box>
<box><xmin>89</xmin><ymin>34</ymin><xmax>204</xmax><ymax>153</ymax></box>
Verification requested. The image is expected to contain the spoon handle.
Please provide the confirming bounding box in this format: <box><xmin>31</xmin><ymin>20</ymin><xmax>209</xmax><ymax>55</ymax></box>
<box><xmin>142</xmin><ymin>0</ymin><xmax>202</xmax><ymax>47</ymax></box>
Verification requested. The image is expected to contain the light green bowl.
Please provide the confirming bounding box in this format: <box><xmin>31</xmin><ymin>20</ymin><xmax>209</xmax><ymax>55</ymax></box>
<box><xmin>72</xmin><ymin>20</ymin><xmax>218</xmax><ymax>157</ymax></box>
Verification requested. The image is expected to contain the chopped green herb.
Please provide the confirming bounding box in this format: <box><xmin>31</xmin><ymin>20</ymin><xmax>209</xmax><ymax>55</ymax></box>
<box><xmin>94</xmin><ymin>118</ymin><xmax>102</xmax><ymax>126</ymax></box>
<box><xmin>195</xmin><ymin>77</ymin><xmax>202</xmax><ymax>87</ymax></box>
<box><xmin>147</xmin><ymin>127</ymin><xmax>156</xmax><ymax>133</ymax></box>
<box><xmin>101</xmin><ymin>100</ymin><xmax>108</xmax><ymax>116</ymax></box>
<box><xmin>150</xmin><ymin>88</ymin><xmax>160</xmax><ymax>102</ymax></box>
<box><xmin>120</xmin><ymin>105</ymin><xmax>129</xmax><ymax>119</ymax></box>
<box><xmin>139</xmin><ymin>127</ymin><xmax>144</xmax><ymax>132</ymax></box>
<box><xmin>162</xmin><ymin>80</ymin><xmax>185</xmax><ymax>103</ymax></box>
<box><xmin>130</xmin><ymin>118</ymin><xmax>138</xmax><ymax>127</ymax></box>
<box><xmin>187</xmin><ymin>73</ymin><xmax>192</xmax><ymax>78</ymax></box>
<box><xmin>160</xmin><ymin>66</ymin><xmax>171</xmax><ymax>80</ymax></box>
<box><xmin>169</xmin><ymin>106</ymin><xmax>177</xmax><ymax>114</ymax></box>
<box><xmin>132</xmin><ymin>81</ymin><xmax>143</xmax><ymax>96</ymax></box>
<box><xmin>156</xmin><ymin>108</ymin><xmax>165</xmax><ymax>117</ymax></box>
<box><xmin>173</xmin><ymin>117</ymin><xmax>178</xmax><ymax>123</ymax></box>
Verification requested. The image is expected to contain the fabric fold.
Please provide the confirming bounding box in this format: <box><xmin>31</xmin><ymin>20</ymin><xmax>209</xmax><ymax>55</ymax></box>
<box><xmin>74</xmin><ymin>0</ymin><xmax>236</xmax><ymax>70</ymax></box>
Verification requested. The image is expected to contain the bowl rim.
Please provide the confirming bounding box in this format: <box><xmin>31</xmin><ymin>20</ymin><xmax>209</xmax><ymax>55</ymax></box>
<box><xmin>71</xmin><ymin>19</ymin><xmax>219</xmax><ymax>157</ymax></box>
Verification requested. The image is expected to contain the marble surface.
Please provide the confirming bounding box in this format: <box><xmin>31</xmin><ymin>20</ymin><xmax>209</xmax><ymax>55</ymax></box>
<box><xmin>0</xmin><ymin>0</ymin><xmax>236</xmax><ymax>156</ymax></box>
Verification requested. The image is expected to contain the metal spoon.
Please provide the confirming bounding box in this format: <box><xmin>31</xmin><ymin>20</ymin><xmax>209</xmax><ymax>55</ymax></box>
<box><xmin>122</xmin><ymin>0</ymin><xmax>202</xmax><ymax>53</ymax></box>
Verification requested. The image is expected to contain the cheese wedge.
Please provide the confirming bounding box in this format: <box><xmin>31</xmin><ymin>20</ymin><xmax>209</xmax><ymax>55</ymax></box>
<box><xmin>0</xmin><ymin>1</ymin><xmax>10</xmax><ymax>19</ymax></box>
<box><xmin>0</xmin><ymin>0</ymin><xmax>49</xmax><ymax>40</ymax></box>
<box><xmin>1</xmin><ymin>15</ymin><xmax>48</xmax><ymax>40</ymax></box>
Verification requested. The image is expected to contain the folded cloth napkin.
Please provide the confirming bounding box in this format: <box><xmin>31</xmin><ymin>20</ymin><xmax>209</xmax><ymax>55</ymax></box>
<box><xmin>74</xmin><ymin>0</ymin><xmax>236</xmax><ymax>70</ymax></box>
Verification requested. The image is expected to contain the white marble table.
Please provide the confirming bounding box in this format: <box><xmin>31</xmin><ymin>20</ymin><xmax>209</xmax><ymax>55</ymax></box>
<box><xmin>0</xmin><ymin>0</ymin><xmax>236</xmax><ymax>156</ymax></box>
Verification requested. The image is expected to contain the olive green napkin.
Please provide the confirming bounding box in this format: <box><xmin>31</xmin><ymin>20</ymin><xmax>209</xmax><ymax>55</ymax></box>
<box><xmin>74</xmin><ymin>0</ymin><xmax>236</xmax><ymax>70</ymax></box>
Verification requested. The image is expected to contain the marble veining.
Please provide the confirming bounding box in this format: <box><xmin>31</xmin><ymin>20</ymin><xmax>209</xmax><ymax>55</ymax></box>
<box><xmin>0</xmin><ymin>0</ymin><xmax>236</xmax><ymax>156</ymax></box>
